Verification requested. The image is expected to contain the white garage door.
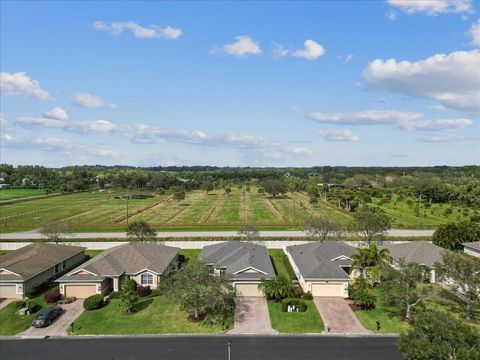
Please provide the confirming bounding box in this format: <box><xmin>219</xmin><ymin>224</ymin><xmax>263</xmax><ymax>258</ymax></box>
<box><xmin>235</xmin><ymin>283</ymin><xmax>263</xmax><ymax>297</ymax></box>
<box><xmin>311</xmin><ymin>282</ymin><xmax>346</xmax><ymax>297</ymax></box>
<box><xmin>65</xmin><ymin>284</ymin><xmax>97</xmax><ymax>298</ymax></box>
<box><xmin>0</xmin><ymin>284</ymin><xmax>20</xmax><ymax>299</ymax></box>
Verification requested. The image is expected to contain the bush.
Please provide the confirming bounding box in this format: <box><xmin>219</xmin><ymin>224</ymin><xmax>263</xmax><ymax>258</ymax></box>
<box><xmin>353</xmin><ymin>289</ymin><xmax>376</xmax><ymax>310</ymax></box>
<box><xmin>83</xmin><ymin>294</ymin><xmax>104</xmax><ymax>310</ymax></box>
<box><xmin>137</xmin><ymin>285</ymin><xmax>151</xmax><ymax>297</ymax></box>
<box><xmin>121</xmin><ymin>278</ymin><xmax>137</xmax><ymax>293</ymax></box>
<box><xmin>281</xmin><ymin>298</ymin><xmax>307</xmax><ymax>312</ymax></box>
<box><xmin>150</xmin><ymin>288</ymin><xmax>162</xmax><ymax>297</ymax></box>
<box><xmin>108</xmin><ymin>291</ymin><xmax>121</xmax><ymax>299</ymax></box>
<box><xmin>303</xmin><ymin>291</ymin><xmax>313</xmax><ymax>300</ymax></box>
<box><xmin>44</xmin><ymin>290</ymin><xmax>61</xmax><ymax>303</ymax></box>
<box><xmin>293</xmin><ymin>286</ymin><xmax>304</xmax><ymax>298</ymax></box>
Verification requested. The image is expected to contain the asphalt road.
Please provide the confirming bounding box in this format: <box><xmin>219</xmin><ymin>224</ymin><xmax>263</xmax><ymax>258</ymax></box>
<box><xmin>0</xmin><ymin>229</ymin><xmax>434</xmax><ymax>240</ymax></box>
<box><xmin>0</xmin><ymin>336</ymin><xmax>402</xmax><ymax>360</ymax></box>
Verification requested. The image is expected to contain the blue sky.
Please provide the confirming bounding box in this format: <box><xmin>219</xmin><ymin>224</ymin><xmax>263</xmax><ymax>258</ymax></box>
<box><xmin>1</xmin><ymin>0</ymin><xmax>479</xmax><ymax>167</ymax></box>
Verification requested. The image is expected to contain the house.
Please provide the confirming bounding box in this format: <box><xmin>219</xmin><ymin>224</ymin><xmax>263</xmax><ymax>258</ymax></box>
<box><xmin>463</xmin><ymin>241</ymin><xmax>480</xmax><ymax>258</ymax></box>
<box><xmin>382</xmin><ymin>241</ymin><xmax>445</xmax><ymax>283</ymax></box>
<box><xmin>57</xmin><ymin>243</ymin><xmax>179</xmax><ymax>298</ymax></box>
<box><xmin>285</xmin><ymin>241</ymin><xmax>357</xmax><ymax>298</ymax></box>
<box><xmin>0</xmin><ymin>243</ymin><xmax>86</xmax><ymax>299</ymax></box>
<box><xmin>199</xmin><ymin>241</ymin><xmax>275</xmax><ymax>297</ymax></box>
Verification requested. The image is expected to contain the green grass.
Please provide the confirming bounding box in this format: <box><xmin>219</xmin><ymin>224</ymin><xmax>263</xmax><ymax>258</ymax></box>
<box><xmin>85</xmin><ymin>250</ymin><xmax>103</xmax><ymax>258</ymax></box>
<box><xmin>71</xmin><ymin>296</ymin><xmax>227</xmax><ymax>335</ymax></box>
<box><xmin>269</xmin><ymin>249</ymin><xmax>296</xmax><ymax>280</ymax></box>
<box><xmin>268</xmin><ymin>300</ymin><xmax>323</xmax><ymax>333</ymax></box>
<box><xmin>0</xmin><ymin>284</ymin><xmax>57</xmax><ymax>335</ymax></box>
<box><xmin>0</xmin><ymin>189</ymin><xmax>47</xmax><ymax>201</ymax></box>
<box><xmin>179</xmin><ymin>249</ymin><xmax>200</xmax><ymax>261</ymax></box>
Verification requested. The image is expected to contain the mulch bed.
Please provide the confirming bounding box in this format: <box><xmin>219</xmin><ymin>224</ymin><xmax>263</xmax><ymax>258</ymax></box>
<box><xmin>187</xmin><ymin>314</ymin><xmax>206</xmax><ymax>322</ymax></box>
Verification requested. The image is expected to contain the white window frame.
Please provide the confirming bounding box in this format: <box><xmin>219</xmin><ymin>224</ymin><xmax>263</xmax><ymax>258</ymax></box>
<box><xmin>140</xmin><ymin>273</ymin><xmax>153</xmax><ymax>285</ymax></box>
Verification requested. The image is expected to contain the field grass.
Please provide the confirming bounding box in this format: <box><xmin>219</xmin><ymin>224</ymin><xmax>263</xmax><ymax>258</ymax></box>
<box><xmin>70</xmin><ymin>296</ymin><xmax>228</xmax><ymax>335</ymax></box>
<box><xmin>269</xmin><ymin>249</ymin><xmax>296</xmax><ymax>280</ymax></box>
<box><xmin>268</xmin><ymin>300</ymin><xmax>323</xmax><ymax>333</ymax></box>
<box><xmin>0</xmin><ymin>188</ymin><xmax>46</xmax><ymax>201</ymax></box>
<box><xmin>0</xmin><ymin>187</ymin><xmax>473</xmax><ymax>232</ymax></box>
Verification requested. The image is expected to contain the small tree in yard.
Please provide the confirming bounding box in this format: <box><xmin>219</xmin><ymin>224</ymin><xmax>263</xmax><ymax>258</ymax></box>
<box><xmin>350</xmin><ymin>243</ymin><xmax>389</xmax><ymax>283</ymax></box>
<box><xmin>237</xmin><ymin>223</ymin><xmax>259</xmax><ymax>240</ymax></box>
<box><xmin>40</xmin><ymin>221</ymin><xmax>72</xmax><ymax>244</ymax></box>
<box><xmin>258</xmin><ymin>276</ymin><xmax>294</xmax><ymax>302</ymax></box>
<box><xmin>436</xmin><ymin>251</ymin><xmax>480</xmax><ymax>321</ymax></box>
<box><xmin>398</xmin><ymin>311</ymin><xmax>480</xmax><ymax>360</ymax></box>
<box><xmin>305</xmin><ymin>216</ymin><xmax>342</xmax><ymax>241</ymax></box>
<box><xmin>121</xmin><ymin>290</ymin><xmax>139</xmax><ymax>313</ymax></box>
<box><xmin>352</xmin><ymin>207</ymin><xmax>391</xmax><ymax>244</ymax></box>
<box><xmin>380</xmin><ymin>260</ymin><xmax>430</xmax><ymax>320</ymax></box>
<box><xmin>167</xmin><ymin>259</ymin><xmax>233</xmax><ymax>321</ymax></box>
<box><xmin>126</xmin><ymin>220</ymin><xmax>157</xmax><ymax>242</ymax></box>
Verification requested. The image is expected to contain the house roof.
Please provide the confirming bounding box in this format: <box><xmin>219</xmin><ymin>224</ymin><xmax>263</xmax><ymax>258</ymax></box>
<box><xmin>382</xmin><ymin>241</ymin><xmax>445</xmax><ymax>267</ymax></box>
<box><xmin>57</xmin><ymin>243</ymin><xmax>179</xmax><ymax>282</ymax></box>
<box><xmin>463</xmin><ymin>241</ymin><xmax>480</xmax><ymax>251</ymax></box>
<box><xmin>199</xmin><ymin>241</ymin><xmax>275</xmax><ymax>280</ymax></box>
<box><xmin>0</xmin><ymin>243</ymin><xmax>85</xmax><ymax>281</ymax></box>
<box><xmin>286</xmin><ymin>241</ymin><xmax>356</xmax><ymax>280</ymax></box>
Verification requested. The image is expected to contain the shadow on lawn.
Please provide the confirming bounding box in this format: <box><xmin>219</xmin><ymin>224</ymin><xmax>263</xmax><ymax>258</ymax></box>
<box><xmin>134</xmin><ymin>299</ymin><xmax>154</xmax><ymax>313</ymax></box>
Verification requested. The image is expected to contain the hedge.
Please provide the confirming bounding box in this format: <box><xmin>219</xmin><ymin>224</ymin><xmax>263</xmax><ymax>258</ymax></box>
<box><xmin>281</xmin><ymin>298</ymin><xmax>307</xmax><ymax>312</ymax></box>
<box><xmin>83</xmin><ymin>294</ymin><xmax>104</xmax><ymax>310</ymax></box>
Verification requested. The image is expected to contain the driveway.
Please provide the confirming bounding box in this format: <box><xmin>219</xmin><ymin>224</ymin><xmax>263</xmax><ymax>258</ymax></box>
<box><xmin>0</xmin><ymin>298</ymin><xmax>15</xmax><ymax>310</ymax></box>
<box><xmin>18</xmin><ymin>299</ymin><xmax>84</xmax><ymax>337</ymax></box>
<box><xmin>314</xmin><ymin>297</ymin><xmax>371</xmax><ymax>334</ymax></box>
<box><xmin>228</xmin><ymin>297</ymin><xmax>277</xmax><ymax>334</ymax></box>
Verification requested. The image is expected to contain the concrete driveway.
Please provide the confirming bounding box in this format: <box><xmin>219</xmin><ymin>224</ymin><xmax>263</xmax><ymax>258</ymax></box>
<box><xmin>314</xmin><ymin>297</ymin><xmax>371</xmax><ymax>334</ymax></box>
<box><xmin>19</xmin><ymin>299</ymin><xmax>84</xmax><ymax>337</ymax></box>
<box><xmin>228</xmin><ymin>297</ymin><xmax>277</xmax><ymax>334</ymax></box>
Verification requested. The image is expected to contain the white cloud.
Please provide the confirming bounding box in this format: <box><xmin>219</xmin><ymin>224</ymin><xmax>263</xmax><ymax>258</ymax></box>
<box><xmin>386</xmin><ymin>10</ymin><xmax>397</xmax><ymax>21</ymax></box>
<box><xmin>0</xmin><ymin>133</ymin><xmax>13</xmax><ymax>142</ymax></box>
<box><xmin>467</xmin><ymin>19</ymin><xmax>480</xmax><ymax>45</ymax></box>
<box><xmin>317</xmin><ymin>129</ymin><xmax>359</xmax><ymax>142</ymax></box>
<box><xmin>43</xmin><ymin>107</ymin><xmax>68</xmax><ymax>121</ymax></box>
<box><xmin>387</xmin><ymin>0</ymin><xmax>473</xmax><ymax>15</ymax></box>
<box><xmin>221</xmin><ymin>36</ymin><xmax>262</xmax><ymax>57</ymax></box>
<box><xmin>308</xmin><ymin>109</ymin><xmax>474</xmax><ymax>131</ymax></box>
<box><xmin>377</xmin><ymin>97</ymin><xmax>388</xmax><ymax>103</ymax></box>
<box><xmin>363</xmin><ymin>50</ymin><xmax>480</xmax><ymax>112</ymax></box>
<box><xmin>338</xmin><ymin>54</ymin><xmax>354</xmax><ymax>63</ymax></box>
<box><xmin>291</xmin><ymin>40</ymin><xmax>325</xmax><ymax>60</ymax></box>
<box><xmin>0</xmin><ymin>72</ymin><xmax>51</xmax><ymax>100</ymax></box>
<box><xmin>417</xmin><ymin>134</ymin><xmax>479</xmax><ymax>142</ymax></box>
<box><xmin>73</xmin><ymin>92</ymin><xmax>114</xmax><ymax>108</ymax></box>
<box><xmin>16</xmin><ymin>117</ymin><xmax>66</xmax><ymax>129</ymax></box>
<box><xmin>93</xmin><ymin>20</ymin><xmax>182</xmax><ymax>40</ymax></box>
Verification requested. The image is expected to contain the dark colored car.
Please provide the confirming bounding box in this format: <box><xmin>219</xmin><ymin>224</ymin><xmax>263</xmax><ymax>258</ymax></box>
<box><xmin>32</xmin><ymin>306</ymin><xmax>63</xmax><ymax>328</ymax></box>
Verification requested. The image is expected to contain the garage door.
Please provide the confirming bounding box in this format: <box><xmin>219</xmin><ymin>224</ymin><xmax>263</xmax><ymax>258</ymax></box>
<box><xmin>311</xmin><ymin>282</ymin><xmax>345</xmax><ymax>297</ymax></box>
<box><xmin>235</xmin><ymin>283</ymin><xmax>263</xmax><ymax>297</ymax></box>
<box><xmin>0</xmin><ymin>284</ymin><xmax>20</xmax><ymax>299</ymax></box>
<box><xmin>65</xmin><ymin>285</ymin><xmax>97</xmax><ymax>298</ymax></box>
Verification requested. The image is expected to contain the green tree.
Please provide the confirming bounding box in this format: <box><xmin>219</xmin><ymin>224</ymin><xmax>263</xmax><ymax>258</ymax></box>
<box><xmin>40</xmin><ymin>221</ymin><xmax>72</xmax><ymax>244</ymax></box>
<box><xmin>126</xmin><ymin>220</ymin><xmax>157</xmax><ymax>242</ymax></box>
<box><xmin>432</xmin><ymin>221</ymin><xmax>480</xmax><ymax>250</ymax></box>
<box><xmin>121</xmin><ymin>290</ymin><xmax>139</xmax><ymax>313</ymax></box>
<box><xmin>237</xmin><ymin>223</ymin><xmax>259</xmax><ymax>240</ymax></box>
<box><xmin>201</xmin><ymin>181</ymin><xmax>214</xmax><ymax>194</ymax></box>
<box><xmin>173</xmin><ymin>189</ymin><xmax>186</xmax><ymax>202</ymax></box>
<box><xmin>304</xmin><ymin>216</ymin><xmax>342</xmax><ymax>241</ymax></box>
<box><xmin>258</xmin><ymin>276</ymin><xmax>294</xmax><ymax>301</ymax></box>
<box><xmin>352</xmin><ymin>207</ymin><xmax>391</xmax><ymax>244</ymax></box>
<box><xmin>261</xmin><ymin>179</ymin><xmax>288</xmax><ymax>197</ymax></box>
<box><xmin>398</xmin><ymin>311</ymin><xmax>480</xmax><ymax>360</ymax></box>
<box><xmin>224</xmin><ymin>187</ymin><xmax>232</xmax><ymax>196</ymax></box>
<box><xmin>350</xmin><ymin>243</ymin><xmax>389</xmax><ymax>282</ymax></box>
<box><xmin>436</xmin><ymin>251</ymin><xmax>480</xmax><ymax>321</ymax></box>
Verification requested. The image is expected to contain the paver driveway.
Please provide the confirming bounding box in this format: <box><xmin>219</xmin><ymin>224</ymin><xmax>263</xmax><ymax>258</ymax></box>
<box><xmin>19</xmin><ymin>299</ymin><xmax>84</xmax><ymax>337</ymax></box>
<box><xmin>314</xmin><ymin>297</ymin><xmax>371</xmax><ymax>334</ymax></box>
<box><xmin>228</xmin><ymin>297</ymin><xmax>277</xmax><ymax>334</ymax></box>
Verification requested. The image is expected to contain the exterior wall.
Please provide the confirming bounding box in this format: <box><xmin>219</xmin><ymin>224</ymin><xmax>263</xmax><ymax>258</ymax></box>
<box><xmin>132</xmin><ymin>271</ymin><xmax>158</xmax><ymax>289</ymax></box>
<box><xmin>464</xmin><ymin>247</ymin><xmax>480</xmax><ymax>258</ymax></box>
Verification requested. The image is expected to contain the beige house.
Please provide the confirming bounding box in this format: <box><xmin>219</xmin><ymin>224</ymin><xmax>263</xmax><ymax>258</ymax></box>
<box><xmin>285</xmin><ymin>242</ymin><xmax>358</xmax><ymax>297</ymax></box>
<box><xmin>0</xmin><ymin>243</ymin><xmax>86</xmax><ymax>299</ymax></box>
<box><xmin>57</xmin><ymin>243</ymin><xmax>179</xmax><ymax>298</ymax></box>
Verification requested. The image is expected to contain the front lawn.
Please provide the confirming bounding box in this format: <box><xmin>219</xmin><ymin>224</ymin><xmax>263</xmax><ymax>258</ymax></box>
<box><xmin>268</xmin><ymin>300</ymin><xmax>323</xmax><ymax>333</ymax></box>
<box><xmin>70</xmin><ymin>295</ymin><xmax>228</xmax><ymax>335</ymax></box>
<box><xmin>269</xmin><ymin>249</ymin><xmax>296</xmax><ymax>280</ymax></box>
<box><xmin>0</xmin><ymin>285</ymin><xmax>56</xmax><ymax>335</ymax></box>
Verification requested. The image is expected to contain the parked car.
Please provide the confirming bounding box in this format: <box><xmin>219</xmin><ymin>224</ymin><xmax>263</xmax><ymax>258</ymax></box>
<box><xmin>31</xmin><ymin>306</ymin><xmax>63</xmax><ymax>328</ymax></box>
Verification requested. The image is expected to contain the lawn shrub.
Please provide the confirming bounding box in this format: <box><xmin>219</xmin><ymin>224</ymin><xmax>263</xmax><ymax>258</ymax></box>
<box><xmin>44</xmin><ymin>290</ymin><xmax>61</xmax><ymax>303</ymax></box>
<box><xmin>293</xmin><ymin>286</ymin><xmax>304</xmax><ymax>298</ymax></box>
<box><xmin>108</xmin><ymin>291</ymin><xmax>121</xmax><ymax>299</ymax></box>
<box><xmin>150</xmin><ymin>287</ymin><xmax>163</xmax><ymax>297</ymax></box>
<box><xmin>303</xmin><ymin>292</ymin><xmax>313</xmax><ymax>300</ymax></box>
<box><xmin>83</xmin><ymin>294</ymin><xmax>104</xmax><ymax>310</ymax></box>
<box><xmin>137</xmin><ymin>286</ymin><xmax>151</xmax><ymax>297</ymax></box>
<box><xmin>122</xmin><ymin>278</ymin><xmax>137</xmax><ymax>293</ymax></box>
<box><xmin>281</xmin><ymin>298</ymin><xmax>307</xmax><ymax>312</ymax></box>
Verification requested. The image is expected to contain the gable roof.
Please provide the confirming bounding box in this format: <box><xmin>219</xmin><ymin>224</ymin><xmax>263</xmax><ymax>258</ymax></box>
<box><xmin>58</xmin><ymin>243</ymin><xmax>179</xmax><ymax>282</ymax></box>
<box><xmin>286</xmin><ymin>241</ymin><xmax>356</xmax><ymax>280</ymax></box>
<box><xmin>0</xmin><ymin>243</ymin><xmax>85</xmax><ymax>281</ymax></box>
<box><xmin>463</xmin><ymin>241</ymin><xmax>480</xmax><ymax>251</ymax></box>
<box><xmin>199</xmin><ymin>241</ymin><xmax>274</xmax><ymax>280</ymax></box>
<box><xmin>382</xmin><ymin>241</ymin><xmax>445</xmax><ymax>267</ymax></box>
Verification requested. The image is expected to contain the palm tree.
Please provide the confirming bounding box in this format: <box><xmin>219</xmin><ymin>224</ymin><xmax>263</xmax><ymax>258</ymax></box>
<box><xmin>351</xmin><ymin>243</ymin><xmax>390</xmax><ymax>283</ymax></box>
<box><xmin>258</xmin><ymin>276</ymin><xmax>294</xmax><ymax>301</ymax></box>
<box><xmin>351</xmin><ymin>247</ymin><xmax>371</xmax><ymax>278</ymax></box>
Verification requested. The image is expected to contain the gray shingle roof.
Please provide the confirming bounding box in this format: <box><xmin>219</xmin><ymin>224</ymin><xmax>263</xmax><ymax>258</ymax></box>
<box><xmin>286</xmin><ymin>242</ymin><xmax>356</xmax><ymax>280</ymax></box>
<box><xmin>0</xmin><ymin>243</ymin><xmax>85</xmax><ymax>281</ymax></box>
<box><xmin>382</xmin><ymin>241</ymin><xmax>445</xmax><ymax>267</ymax></box>
<box><xmin>199</xmin><ymin>241</ymin><xmax>274</xmax><ymax>280</ymax></box>
<box><xmin>463</xmin><ymin>241</ymin><xmax>480</xmax><ymax>251</ymax></box>
<box><xmin>58</xmin><ymin>243</ymin><xmax>179</xmax><ymax>282</ymax></box>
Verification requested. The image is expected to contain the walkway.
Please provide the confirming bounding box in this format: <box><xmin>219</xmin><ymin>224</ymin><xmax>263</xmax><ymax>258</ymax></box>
<box><xmin>314</xmin><ymin>297</ymin><xmax>371</xmax><ymax>334</ymax></box>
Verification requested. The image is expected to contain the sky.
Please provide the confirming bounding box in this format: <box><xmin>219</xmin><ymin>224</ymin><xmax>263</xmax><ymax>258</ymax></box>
<box><xmin>0</xmin><ymin>0</ymin><xmax>479</xmax><ymax>167</ymax></box>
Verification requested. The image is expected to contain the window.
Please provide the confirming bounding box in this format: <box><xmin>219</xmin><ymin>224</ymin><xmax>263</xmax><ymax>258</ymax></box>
<box><xmin>141</xmin><ymin>274</ymin><xmax>153</xmax><ymax>285</ymax></box>
<box><xmin>54</xmin><ymin>264</ymin><xmax>59</xmax><ymax>274</ymax></box>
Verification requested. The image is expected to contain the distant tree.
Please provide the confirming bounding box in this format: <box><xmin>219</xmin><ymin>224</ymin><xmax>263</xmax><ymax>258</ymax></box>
<box><xmin>352</xmin><ymin>207</ymin><xmax>391</xmax><ymax>244</ymax></box>
<box><xmin>201</xmin><ymin>181</ymin><xmax>214</xmax><ymax>194</ymax></box>
<box><xmin>126</xmin><ymin>220</ymin><xmax>157</xmax><ymax>242</ymax></box>
<box><xmin>432</xmin><ymin>221</ymin><xmax>480</xmax><ymax>250</ymax></box>
<box><xmin>258</xmin><ymin>276</ymin><xmax>294</xmax><ymax>302</ymax></box>
<box><xmin>261</xmin><ymin>179</ymin><xmax>288</xmax><ymax>197</ymax></box>
<box><xmin>173</xmin><ymin>189</ymin><xmax>186</xmax><ymax>202</ymax></box>
<box><xmin>224</xmin><ymin>187</ymin><xmax>232</xmax><ymax>196</ymax></box>
<box><xmin>398</xmin><ymin>311</ymin><xmax>480</xmax><ymax>360</ymax></box>
<box><xmin>40</xmin><ymin>221</ymin><xmax>72</xmax><ymax>244</ymax></box>
<box><xmin>436</xmin><ymin>252</ymin><xmax>480</xmax><ymax>321</ymax></box>
<box><xmin>237</xmin><ymin>223</ymin><xmax>259</xmax><ymax>240</ymax></box>
<box><xmin>304</xmin><ymin>216</ymin><xmax>342</xmax><ymax>241</ymax></box>
<box><xmin>258</xmin><ymin>187</ymin><xmax>264</xmax><ymax>195</ymax></box>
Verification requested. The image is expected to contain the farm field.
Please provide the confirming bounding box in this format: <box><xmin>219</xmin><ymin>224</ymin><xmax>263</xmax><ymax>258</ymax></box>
<box><xmin>0</xmin><ymin>188</ymin><xmax>475</xmax><ymax>233</ymax></box>
<box><xmin>0</xmin><ymin>188</ymin><xmax>46</xmax><ymax>201</ymax></box>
